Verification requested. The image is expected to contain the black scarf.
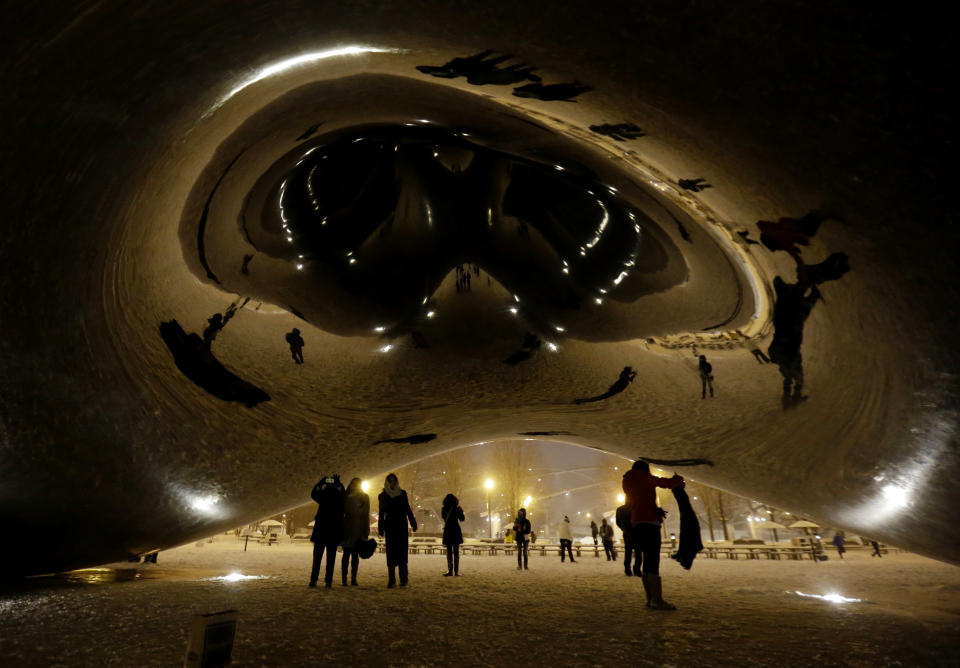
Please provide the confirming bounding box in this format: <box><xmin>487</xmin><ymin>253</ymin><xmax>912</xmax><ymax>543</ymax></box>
<box><xmin>670</xmin><ymin>485</ymin><xmax>703</xmax><ymax>570</ymax></box>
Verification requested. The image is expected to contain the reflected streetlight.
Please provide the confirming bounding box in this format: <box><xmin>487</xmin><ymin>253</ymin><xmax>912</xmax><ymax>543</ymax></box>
<box><xmin>523</xmin><ymin>495</ymin><xmax>532</xmax><ymax>507</ymax></box>
<box><xmin>485</xmin><ymin>478</ymin><xmax>495</xmax><ymax>539</ymax></box>
<box><xmin>361</xmin><ymin>480</ymin><xmax>369</xmax><ymax>493</ymax></box>
<box><xmin>617</xmin><ymin>493</ymin><xmax>626</xmax><ymax>504</ymax></box>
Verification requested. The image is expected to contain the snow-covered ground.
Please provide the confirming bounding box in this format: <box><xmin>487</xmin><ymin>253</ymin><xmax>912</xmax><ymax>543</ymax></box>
<box><xmin>1</xmin><ymin>536</ymin><xmax>958</xmax><ymax>667</ymax></box>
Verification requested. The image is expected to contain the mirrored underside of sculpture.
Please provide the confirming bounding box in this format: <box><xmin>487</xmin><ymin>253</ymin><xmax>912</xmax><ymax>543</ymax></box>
<box><xmin>1</xmin><ymin>2</ymin><xmax>955</xmax><ymax>574</ymax></box>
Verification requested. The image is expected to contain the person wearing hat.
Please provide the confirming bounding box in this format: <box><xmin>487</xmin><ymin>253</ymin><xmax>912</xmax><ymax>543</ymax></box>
<box><xmin>557</xmin><ymin>515</ymin><xmax>576</xmax><ymax>563</ymax></box>
<box><xmin>378</xmin><ymin>473</ymin><xmax>418</xmax><ymax>588</ymax></box>
<box><xmin>340</xmin><ymin>477</ymin><xmax>370</xmax><ymax>586</ymax></box>
<box><xmin>622</xmin><ymin>460</ymin><xmax>684</xmax><ymax>609</ymax></box>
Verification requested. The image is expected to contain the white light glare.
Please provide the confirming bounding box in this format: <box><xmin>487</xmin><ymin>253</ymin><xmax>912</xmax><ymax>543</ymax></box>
<box><xmin>793</xmin><ymin>590</ymin><xmax>862</xmax><ymax>604</ymax></box>
<box><xmin>211</xmin><ymin>572</ymin><xmax>268</xmax><ymax>582</ymax></box>
<box><xmin>554</xmin><ymin>325</ymin><xmax>565</xmax><ymax>332</ymax></box>
<box><xmin>509</xmin><ymin>307</ymin><xmax>519</xmax><ymax>315</ymax></box>
<box><xmin>426</xmin><ymin>311</ymin><xmax>436</xmax><ymax>319</ymax></box>
<box><xmin>380</xmin><ymin>344</ymin><xmax>393</xmax><ymax>353</ymax></box>
<box><xmin>212</xmin><ymin>46</ymin><xmax>405</xmax><ymax>112</ymax></box>
<box><xmin>881</xmin><ymin>484</ymin><xmax>910</xmax><ymax>509</ymax></box>
<box><xmin>374</xmin><ymin>326</ymin><xmax>385</xmax><ymax>333</ymax></box>
<box><xmin>546</xmin><ymin>342</ymin><xmax>558</xmax><ymax>352</ymax></box>
<box><xmin>189</xmin><ymin>495</ymin><xmax>220</xmax><ymax>514</ymax></box>
<box><xmin>295</xmin><ymin>263</ymin><xmax>304</xmax><ymax>271</ymax></box>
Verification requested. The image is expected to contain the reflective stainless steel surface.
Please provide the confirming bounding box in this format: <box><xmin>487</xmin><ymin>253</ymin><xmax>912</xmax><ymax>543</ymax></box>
<box><xmin>1</xmin><ymin>2</ymin><xmax>955</xmax><ymax>573</ymax></box>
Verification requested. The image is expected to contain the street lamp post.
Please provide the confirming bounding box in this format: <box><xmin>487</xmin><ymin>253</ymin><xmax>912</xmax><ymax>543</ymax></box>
<box><xmin>485</xmin><ymin>478</ymin><xmax>494</xmax><ymax>539</ymax></box>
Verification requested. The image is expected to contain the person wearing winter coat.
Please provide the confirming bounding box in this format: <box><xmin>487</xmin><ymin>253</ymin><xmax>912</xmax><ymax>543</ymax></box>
<box><xmin>309</xmin><ymin>474</ymin><xmax>346</xmax><ymax>588</ymax></box>
<box><xmin>832</xmin><ymin>533</ymin><xmax>846</xmax><ymax>559</ymax></box>
<box><xmin>378</xmin><ymin>473</ymin><xmax>418</xmax><ymax>588</ymax></box>
<box><xmin>590</xmin><ymin>520</ymin><xmax>599</xmax><ymax>546</ymax></box>
<box><xmin>340</xmin><ymin>477</ymin><xmax>370</xmax><ymax>586</ymax></box>
<box><xmin>622</xmin><ymin>459</ymin><xmax>684</xmax><ymax>609</ymax></box>
<box><xmin>513</xmin><ymin>508</ymin><xmax>532</xmax><ymax>570</ymax></box>
<box><xmin>557</xmin><ymin>515</ymin><xmax>576</xmax><ymax>563</ymax></box>
<box><xmin>599</xmin><ymin>517</ymin><xmax>617</xmax><ymax>561</ymax></box>
<box><xmin>441</xmin><ymin>493</ymin><xmax>465</xmax><ymax>577</ymax></box>
<box><xmin>616</xmin><ymin>504</ymin><xmax>641</xmax><ymax>576</ymax></box>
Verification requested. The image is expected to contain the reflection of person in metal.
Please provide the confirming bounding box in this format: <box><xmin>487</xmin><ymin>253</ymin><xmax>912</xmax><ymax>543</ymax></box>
<box><xmin>574</xmin><ymin>366</ymin><xmax>637</xmax><ymax>404</ymax></box>
<box><xmin>285</xmin><ymin>328</ymin><xmax>305</xmax><ymax>364</ymax></box>
<box><xmin>698</xmin><ymin>355</ymin><xmax>714</xmax><ymax>398</ymax></box>
<box><xmin>513</xmin><ymin>508</ymin><xmax>531</xmax><ymax>571</ymax></box>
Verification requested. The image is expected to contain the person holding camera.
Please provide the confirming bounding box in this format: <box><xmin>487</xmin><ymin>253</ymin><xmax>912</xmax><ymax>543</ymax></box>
<box><xmin>441</xmin><ymin>493</ymin><xmax>465</xmax><ymax>577</ymax></box>
<box><xmin>600</xmin><ymin>517</ymin><xmax>617</xmax><ymax>561</ymax></box>
<box><xmin>622</xmin><ymin>460</ymin><xmax>684</xmax><ymax>609</ymax></box>
<box><xmin>378</xmin><ymin>473</ymin><xmax>418</xmax><ymax>588</ymax></box>
<box><xmin>308</xmin><ymin>474</ymin><xmax>346</xmax><ymax>588</ymax></box>
<box><xmin>340</xmin><ymin>477</ymin><xmax>370</xmax><ymax>586</ymax></box>
<box><xmin>513</xmin><ymin>508</ymin><xmax>531</xmax><ymax>570</ymax></box>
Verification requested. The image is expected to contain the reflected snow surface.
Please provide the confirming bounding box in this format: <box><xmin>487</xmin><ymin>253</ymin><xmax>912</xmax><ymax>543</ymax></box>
<box><xmin>0</xmin><ymin>2</ymin><xmax>957</xmax><ymax>576</ymax></box>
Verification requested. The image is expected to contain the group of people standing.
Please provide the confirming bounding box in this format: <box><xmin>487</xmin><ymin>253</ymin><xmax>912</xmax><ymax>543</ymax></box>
<box><xmin>309</xmin><ymin>473</ymin><xmax>419</xmax><ymax>589</ymax></box>
<box><xmin>309</xmin><ymin>460</ymin><xmax>686</xmax><ymax>611</ymax></box>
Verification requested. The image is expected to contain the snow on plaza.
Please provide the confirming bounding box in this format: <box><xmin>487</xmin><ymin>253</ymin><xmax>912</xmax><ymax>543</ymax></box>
<box><xmin>1</xmin><ymin>536</ymin><xmax>958</xmax><ymax>667</ymax></box>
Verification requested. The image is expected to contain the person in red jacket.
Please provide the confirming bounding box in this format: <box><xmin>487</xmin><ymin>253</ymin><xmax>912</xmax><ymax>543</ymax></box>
<box><xmin>622</xmin><ymin>460</ymin><xmax>684</xmax><ymax>609</ymax></box>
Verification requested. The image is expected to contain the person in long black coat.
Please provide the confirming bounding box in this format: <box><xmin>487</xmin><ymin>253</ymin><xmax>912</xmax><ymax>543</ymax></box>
<box><xmin>441</xmin><ymin>493</ymin><xmax>464</xmax><ymax>576</ymax></box>
<box><xmin>340</xmin><ymin>477</ymin><xmax>370</xmax><ymax>586</ymax></box>
<box><xmin>309</xmin><ymin>474</ymin><xmax>345</xmax><ymax>588</ymax></box>
<box><xmin>378</xmin><ymin>473</ymin><xmax>418</xmax><ymax>587</ymax></box>
<box><xmin>513</xmin><ymin>508</ymin><xmax>531</xmax><ymax>570</ymax></box>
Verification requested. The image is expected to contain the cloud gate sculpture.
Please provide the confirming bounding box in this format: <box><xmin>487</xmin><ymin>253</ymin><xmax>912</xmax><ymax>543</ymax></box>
<box><xmin>1</xmin><ymin>3</ymin><xmax>956</xmax><ymax>575</ymax></box>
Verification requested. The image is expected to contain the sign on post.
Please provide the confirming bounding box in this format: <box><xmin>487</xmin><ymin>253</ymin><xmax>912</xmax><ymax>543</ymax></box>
<box><xmin>184</xmin><ymin>610</ymin><xmax>239</xmax><ymax>668</ymax></box>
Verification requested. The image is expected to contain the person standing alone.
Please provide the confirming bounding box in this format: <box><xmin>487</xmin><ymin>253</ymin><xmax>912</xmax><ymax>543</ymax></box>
<box><xmin>378</xmin><ymin>473</ymin><xmax>418</xmax><ymax>588</ymax></box>
<box><xmin>441</xmin><ymin>494</ymin><xmax>464</xmax><ymax>577</ymax></box>
<box><xmin>309</xmin><ymin>474</ymin><xmax>345</xmax><ymax>588</ymax></box>
<box><xmin>558</xmin><ymin>516</ymin><xmax>576</xmax><ymax>563</ymax></box>
<box><xmin>513</xmin><ymin>508</ymin><xmax>531</xmax><ymax>570</ymax></box>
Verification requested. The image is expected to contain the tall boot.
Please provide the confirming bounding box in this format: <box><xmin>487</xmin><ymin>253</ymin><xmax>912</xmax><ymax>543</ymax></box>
<box><xmin>350</xmin><ymin>557</ymin><xmax>358</xmax><ymax>586</ymax></box>
<box><xmin>523</xmin><ymin>552</ymin><xmax>528</xmax><ymax>570</ymax></box>
<box><xmin>341</xmin><ymin>555</ymin><xmax>348</xmax><ymax>586</ymax></box>
<box><xmin>640</xmin><ymin>573</ymin><xmax>652</xmax><ymax>607</ymax></box>
<box><xmin>399</xmin><ymin>564</ymin><xmax>408</xmax><ymax>586</ymax></box>
<box><xmin>647</xmin><ymin>574</ymin><xmax>676</xmax><ymax>610</ymax></box>
<box><xmin>445</xmin><ymin>550</ymin><xmax>454</xmax><ymax>576</ymax></box>
<box><xmin>387</xmin><ymin>566</ymin><xmax>396</xmax><ymax>588</ymax></box>
<box><xmin>453</xmin><ymin>550</ymin><xmax>460</xmax><ymax>576</ymax></box>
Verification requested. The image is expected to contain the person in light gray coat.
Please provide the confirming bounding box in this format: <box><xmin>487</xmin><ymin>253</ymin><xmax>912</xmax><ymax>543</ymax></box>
<box><xmin>340</xmin><ymin>477</ymin><xmax>370</xmax><ymax>586</ymax></box>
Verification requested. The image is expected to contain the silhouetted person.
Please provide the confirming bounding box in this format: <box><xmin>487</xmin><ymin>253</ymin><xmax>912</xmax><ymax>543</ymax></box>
<box><xmin>286</xmin><ymin>328</ymin><xmax>305</xmax><ymax>364</ymax></box>
<box><xmin>341</xmin><ymin>477</ymin><xmax>370</xmax><ymax>586</ymax></box>
<box><xmin>241</xmin><ymin>254</ymin><xmax>253</xmax><ymax>275</ymax></box>
<box><xmin>309</xmin><ymin>474</ymin><xmax>345</xmax><ymax>588</ymax></box>
<box><xmin>202</xmin><ymin>314</ymin><xmax>225</xmax><ymax>344</ymax></box>
<box><xmin>513</xmin><ymin>508</ymin><xmax>531</xmax><ymax>570</ymax></box>
<box><xmin>503</xmin><ymin>332</ymin><xmax>542</xmax><ymax>365</ymax></box>
<box><xmin>590</xmin><ymin>520</ymin><xmax>599</xmax><ymax>546</ymax></box>
<box><xmin>669</xmin><ymin>485</ymin><xmax>703</xmax><ymax>570</ymax></box>
<box><xmin>832</xmin><ymin>533</ymin><xmax>846</xmax><ymax>560</ymax></box>
<box><xmin>558</xmin><ymin>516</ymin><xmax>576</xmax><ymax>563</ymax></box>
<box><xmin>378</xmin><ymin>473</ymin><xmax>418</xmax><ymax>587</ymax></box>
<box><xmin>870</xmin><ymin>540</ymin><xmax>882</xmax><ymax>557</ymax></box>
<box><xmin>616</xmin><ymin>504</ymin><xmax>641</xmax><ymax>576</ymax></box>
<box><xmin>623</xmin><ymin>460</ymin><xmax>684</xmax><ymax>609</ymax></box>
<box><xmin>574</xmin><ymin>366</ymin><xmax>637</xmax><ymax>404</ymax></box>
<box><xmin>600</xmin><ymin>518</ymin><xmax>617</xmax><ymax>561</ymax></box>
<box><xmin>678</xmin><ymin>178</ymin><xmax>712</xmax><ymax>192</ymax></box>
<box><xmin>441</xmin><ymin>493</ymin><xmax>464</xmax><ymax>576</ymax></box>
<box><xmin>698</xmin><ymin>355</ymin><xmax>714</xmax><ymax>398</ymax></box>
